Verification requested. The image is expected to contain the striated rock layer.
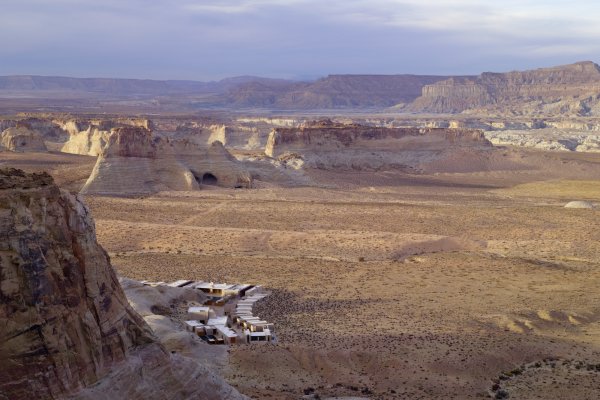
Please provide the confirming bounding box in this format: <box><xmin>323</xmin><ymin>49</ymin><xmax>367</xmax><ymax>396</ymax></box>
<box><xmin>410</xmin><ymin>61</ymin><xmax>600</xmax><ymax>115</ymax></box>
<box><xmin>0</xmin><ymin>168</ymin><xmax>246</xmax><ymax>400</ymax></box>
<box><xmin>265</xmin><ymin>120</ymin><xmax>492</xmax><ymax>171</ymax></box>
<box><xmin>0</xmin><ymin>168</ymin><xmax>153</xmax><ymax>397</ymax></box>
<box><xmin>81</xmin><ymin>127</ymin><xmax>251</xmax><ymax>195</ymax></box>
<box><xmin>1</xmin><ymin>124</ymin><xmax>48</xmax><ymax>152</ymax></box>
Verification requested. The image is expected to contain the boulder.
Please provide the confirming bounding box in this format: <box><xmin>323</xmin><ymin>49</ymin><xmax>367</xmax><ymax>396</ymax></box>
<box><xmin>564</xmin><ymin>200</ymin><xmax>596</xmax><ymax>209</ymax></box>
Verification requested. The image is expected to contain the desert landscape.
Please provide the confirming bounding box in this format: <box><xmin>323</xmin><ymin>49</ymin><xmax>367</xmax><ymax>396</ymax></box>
<box><xmin>2</xmin><ymin>2</ymin><xmax>600</xmax><ymax>397</ymax></box>
<box><xmin>1</xmin><ymin>73</ymin><xmax>600</xmax><ymax>398</ymax></box>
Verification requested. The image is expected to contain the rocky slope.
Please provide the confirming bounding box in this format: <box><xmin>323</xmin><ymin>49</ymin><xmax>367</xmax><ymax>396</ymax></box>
<box><xmin>81</xmin><ymin>126</ymin><xmax>252</xmax><ymax>195</ymax></box>
<box><xmin>265</xmin><ymin>120</ymin><xmax>493</xmax><ymax>171</ymax></box>
<box><xmin>409</xmin><ymin>61</ymin><xmax>600</xmax><ymax>115</ymax></box>
<box><xmin>0</xmin><ymin>168</ymin><xmax>245</xmax><ymax>400</ymax></box>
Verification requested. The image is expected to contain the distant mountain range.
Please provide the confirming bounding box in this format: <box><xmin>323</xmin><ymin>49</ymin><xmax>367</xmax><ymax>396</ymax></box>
<box><xmin>2</xmin><ymin>61</ymin><xmax>600</xmax><ymax>115</ymax></box>
<box><xmin>0</xmin><ymin>73</ymin><xmax>450</xmax><ymax>108</ymax></box>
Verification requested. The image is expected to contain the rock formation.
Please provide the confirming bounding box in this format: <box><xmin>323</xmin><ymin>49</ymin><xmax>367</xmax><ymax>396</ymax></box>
<box><xmin>61</xmin><ymin>126</ymin><xmax>111</xmax><ymax>156</ymax></box>
<box><xmin>0</xmin><ymin>168</ymin><xmax>152</xmax><ymax>397</ymax></box>
<box><xmin>409</xmin><ymin>61</ymin><xmax>600</xmax><ymax>115</ymax></box>
<box><xmin>564</xmin><ymin>200</ymin><xmax>596</xmax><ymax>209</ymax></box>
<box><xmin>81</xmin><ymin>126</ymin><xmax>251</xmax><ymax>195</ymax></box>
<box><xmin>59</xmin><ymin>118</ymin><xmax>154</xmax><ymax>156</ymax></box>
<box><xmin>0</xmin><ymin>168</ymin><xmax>245</xmax><ymax>400</ymax></box>
<box><xmin>485</xmin><ymin>131</ymin><xmax>600</xmax><ymax>152</ymax></box>
<box><xmin>1</xmin><ymin>124</ymin><xmax>48</xmax><ymax>152</ymax></box>
<box><xmin>265</xmin><ymin>120</ymin><xmax>492</xmax><ymax>171</ymax></box>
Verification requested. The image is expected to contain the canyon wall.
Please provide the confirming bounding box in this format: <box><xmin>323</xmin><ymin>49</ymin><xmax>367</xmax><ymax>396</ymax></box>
<box><xmin>409</xmin><ymin>61</ymin><xmax>600</xmax><ymax>115</ymax></box>
<box><xmin>0</xmin><ymin>168</ymin><xmax>246</xmax><ymax>400</ymax></box>
<box><xmin>0</xmin><ymin>168</ymin><xmax>153</xmax><ymax>397</ymax></box>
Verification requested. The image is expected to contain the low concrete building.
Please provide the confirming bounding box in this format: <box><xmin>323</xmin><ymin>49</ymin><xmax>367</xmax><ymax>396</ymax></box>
<box><xmin>207</xmin><ymin>316</ymin><xmax>228</xmax><ymax>326</ymax></box>
<box><xmin>215</xmin><ymin>325</ymin><xmax>239</xmax><ymax>344</ymax></box>
<box><xmin>184</xmin><ymin>320</ymin><xmax>204</xmax><ymax>333</ymax></box>
<box><xmin>188</xmin><ymin>306</ymin><xmax>210</xmax><ymax>322</ymax></box>
<box><xmin>193</xmin><ymin>282</ymin><xmax>254</xmax><ymax>297</ymax></box>
<box><xmin>168</xmin><ymin>279</ymin><xmax>194</xmax><ymax>288</ymax></box>
<box><xmin>244</xmin><ymin>328</ymin><xmax>272</xmax><ymax>343</ymax></box>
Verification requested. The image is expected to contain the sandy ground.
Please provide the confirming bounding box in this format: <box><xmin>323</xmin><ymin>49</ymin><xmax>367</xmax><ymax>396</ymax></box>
<box><xmin>3</xmin><ymin>148</ymin><xmax>600</xmax><ymax>399</ymax></box>
<box><xmin>82</xmin><ymin>170</ymin><xmax>600</xmax><ymax>399</ymax></box>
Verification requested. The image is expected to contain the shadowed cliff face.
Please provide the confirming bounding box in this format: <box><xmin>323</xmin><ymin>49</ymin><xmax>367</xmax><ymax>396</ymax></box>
<box><xmin>0</xmin><ymin>168</ymin><xmax>154</xmax><ymax>399</ymax></box>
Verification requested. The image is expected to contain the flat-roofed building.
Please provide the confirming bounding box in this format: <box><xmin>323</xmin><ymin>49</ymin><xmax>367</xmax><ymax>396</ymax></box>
<box><xmin>215</xmin><ymin>325</ymin><xmax>239</xmax><ymax>344</ymax></box>
<box><xmin>184</xmin><ymin>320</ymin><xmax>204</xmax><ymax>332</ymax></box>
<box><xmin>244</xmin><ymin>328</ymin><xmax>272</xmax><ymax>343</ymax></box>
<box><xmin>193</xmin><ymin>282</ymin><xmax>254</xmax><ymax>297</ymax></box>
<box><xmin>248</xmin><ymin>321</ymin><xmax>275</xmax><ymax>332</ymax></box>
<box><xmin>168</xmin><ymin>279</ymin><xmax>194</xmax><ymax>288</ymax></box>
<box><xmin>187</xmin><ymin>306</ymin><xmax>210</xmax><ymax>322</ymax></box>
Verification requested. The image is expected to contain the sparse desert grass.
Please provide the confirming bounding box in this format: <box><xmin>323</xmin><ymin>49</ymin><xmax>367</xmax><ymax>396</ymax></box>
<box><xmin>88</xmin><ymin>181</ymin><xmax>600</xmax><ymax>399</ymax></box>
<box><xmin>495</xmin><ymin>179</ymin><xmax>600</xmax><ymax>200</ymax></box>
<box><xmin>4</xmin><ymin>149</ymin><xmax>600</xmax><ymax>399</ymax></box>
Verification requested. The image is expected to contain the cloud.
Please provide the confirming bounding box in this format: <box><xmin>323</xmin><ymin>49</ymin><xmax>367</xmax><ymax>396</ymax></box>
<box><xmin>0</xmin><ymin>0</ymin><xmax>599</xmax><ymax>79</ymax></box>
<box><xmin>182</xmin><ymin>0</ymin><xmax>311</xmax><ymax>14</ymax></box>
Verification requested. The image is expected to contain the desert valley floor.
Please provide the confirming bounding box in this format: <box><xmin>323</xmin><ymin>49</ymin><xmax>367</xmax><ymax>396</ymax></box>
<box><xmin>77</xmin><ymin>161</ymin><xmax>600</xmax><ymax>399</ymax></box>
<box><xmin>3</xmin><ymin>145</ymin><xmax>600</xmax><ymax>399</ymax></box>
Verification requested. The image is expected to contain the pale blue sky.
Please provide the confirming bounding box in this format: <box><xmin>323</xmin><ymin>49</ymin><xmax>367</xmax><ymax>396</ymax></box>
<box><xmin>1</xmin><ymin>0</ymin><xmax>599</xmax><ymax>80</ymax></box>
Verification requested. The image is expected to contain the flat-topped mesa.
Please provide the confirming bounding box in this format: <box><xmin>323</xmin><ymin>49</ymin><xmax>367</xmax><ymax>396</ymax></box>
<box><xmin>81</xmin><ymin>126</ymin><xmax>251</xmax><ymax>195</ymax></box>
<box><xmin>264</xmin><ymin>121</ymin><xmax>490</xmax><ymax>171</ymax></box>
<box><xmin>0</xmin><ymin>168</ymin><xmax>154</xmax><ymax>398</ymax></box>
<box><xmin>410</xmin><ymin>61</ymin><xmax>600</xmax><ymax>114</ymax></box>
<box><xmin>266</xmin><ymin>121</ymin><xmax>488</xmax><ymax>158</ymax></box>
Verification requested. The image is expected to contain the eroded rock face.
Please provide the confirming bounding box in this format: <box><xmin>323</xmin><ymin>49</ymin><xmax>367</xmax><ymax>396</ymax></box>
<box><xmin>1</xmin><ymin>124</ymin><xmax>48</xmax><ymax>152</ymax></box>
<box><xmin>81</xmin><ymin>127</ymin><xmax>251</xmax><ymax>195</ymax></box>
<box><xmin>410</xmin><ymin>61</ymin><xmax>600</xmax><ymax>115</ymax></box>
<box><xmin>59</xmin><ymin>119</ymin><xmax>154</xmax><ymax>156</ymax></box>
<box><xmin>485</xmin><ymin>131</ymin><xmax>600</xmax><ymax>152</ymax></box>
<box><xmin>0</xmin><ymin>168</ymin><xmax>154</xmax><ymax>398</ymax></box>
<box><xmin>265</xmin><ymin>120</ymin><xmax>491</xmax><ymax>171</ymax></box>
<box><xmin>0</xmin><ymin>169</ymin><xmax>247</xmax><ymax>400</ymax></box>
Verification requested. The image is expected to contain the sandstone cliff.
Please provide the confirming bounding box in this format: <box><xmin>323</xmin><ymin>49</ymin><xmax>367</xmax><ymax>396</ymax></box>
<box><xmin>0</xmin><ymin>168</ymin><xmax>246</xmax><ymax>400</ymax></box>
<box><xmin>81</xmin><ymin>127</ymin><xmax>251</xmax><ymax>195</ymax></box>
<box><xmin>0</xmin><ymin>168</ymin><xmax>153</xmax><ymax>397</ymax></box>
<box><xmin>1</xmin><ymin>124</ymin><xmax>48</xmax><ymax>152</ymax></box>
<box><xmin>60</xmin><ymin>118</ymin><xmax>154</xmax><ymax>156</ymax></box>
<box><xmin>409</xmin><ymin>61</ymin><xmax>600</xmax><ymax>115</ymax></box>
<box><xmin>60</xmin><ymin>127</ymin><xmax>111</xmax><ymax>156</ymax></box>
<box><xmin>265</xmin><ymin>120</ymin><xmax>492</xmax><ymax>172</ymax></box>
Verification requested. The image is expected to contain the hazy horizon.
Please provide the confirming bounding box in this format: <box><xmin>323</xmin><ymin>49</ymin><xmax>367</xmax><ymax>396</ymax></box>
<box><xmin>2</xmin><ymin>0</ymin><xmax>600</xmax><ymax>80</ymax></box>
